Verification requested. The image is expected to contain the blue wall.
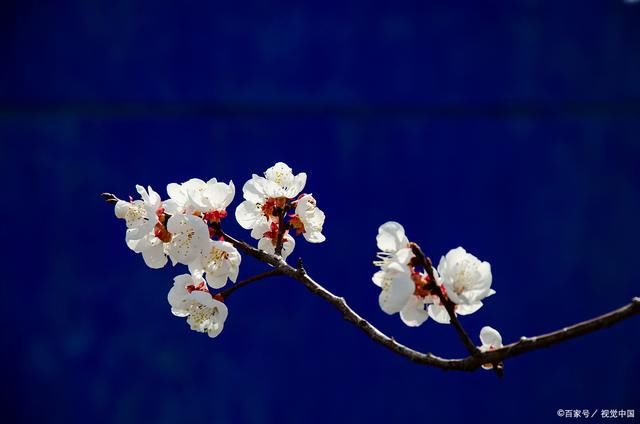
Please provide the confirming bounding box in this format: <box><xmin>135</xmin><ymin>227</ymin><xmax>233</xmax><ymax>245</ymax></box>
<box><xmin>1</xmin><ymin>1</ymin><xmax>639</xmax><ymax>423</ymax></box>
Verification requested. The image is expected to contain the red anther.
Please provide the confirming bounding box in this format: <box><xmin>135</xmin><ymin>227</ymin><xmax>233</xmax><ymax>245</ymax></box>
<box><xmin>186</xmin><ymin>281</ymin><xmax>208</xmax><ymax>294</ymax></box>
<box><xmin>154</xmin><ymin>222</ymin><xmax>172</xmax><ymax>243</ymax></box>
<box><xmin>204</xmin><ymin>209</ymin><xmax>228</xmax><ymax>223</ymax></box>
<box><xmin>289</xmin><ymin>215</ymin><xmax>305</xmax><ymax>236</ymax></box>
<box><xmin>410</xmin><ymin>271</ymin><xmax>432</xmax><ymax>298</ymax></box>
<box><xmin>263</xmin><ymin>222</ymin><xmax>279</xmax><ymax>240</ymax></box>
<box><xmin>261</xmin><ymin>198</ymin><xmax>277</xmax><ymax>217</ymax></box>
<box><xmin>218</xmin><ymin>235</ymin><xmax>225</xmax><ymax>242</ymax></box>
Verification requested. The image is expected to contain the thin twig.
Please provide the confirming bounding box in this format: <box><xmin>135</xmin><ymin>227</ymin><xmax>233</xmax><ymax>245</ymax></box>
<box><xmin>101</xmin><ymin>192</ymin><xmax>118</xmax><ymax>204</ymax></box>
<box><xmin>217</xmin><ymin>269</ymin><xmax>283</xmax><ymax>300</ymax></box>
<box><xmin>410</xmin><ymin>243</ymin><xmax>481</xmax><ymax>356</ymax></box>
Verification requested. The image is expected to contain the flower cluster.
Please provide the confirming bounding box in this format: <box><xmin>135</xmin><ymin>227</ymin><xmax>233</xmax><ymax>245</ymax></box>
<box><xmin>114</xmin><ymin>180</ymin><xmax>238</xmax><ymax>337</ymax></box>
<box><xmin>113</xmin><ymin>162</ymin><xmax>326</xmax><ymax>338</ymax></box>
<box><xmin>372</xmin><ymin>221</ymin><xmax>497</xmax><ymax>327</ymax></box>
<box><xmin>235</xmin><ymin>162</ymin><xmax>326</xmax><ymax>259</ymax></box>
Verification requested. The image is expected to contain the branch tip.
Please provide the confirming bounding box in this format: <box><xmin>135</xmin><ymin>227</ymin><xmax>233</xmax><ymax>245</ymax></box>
<box><xmin>101</xmin><ymin>193</ymin><xmax>118</xmax><ymax>204</ymax></box>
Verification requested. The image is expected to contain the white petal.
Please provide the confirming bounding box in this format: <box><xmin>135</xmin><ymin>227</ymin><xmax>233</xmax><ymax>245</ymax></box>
<box><xmin>163</xmin><ymin>199</ymin><xmax>182</xmax><ymax>215</ymax></box>
<box><xmin>168</xmin><ymin>275</ymin><xmax>191</xmax><ymax>315</ymax></box>
<box><xmin>480</xmin><ymin>326</ymin><xmax>503</xmax><ymax>348</ymax></box>
<box><xmin>376</xmin><ymin>221</ymin><xmax>408</xmax><ymax>252</ymax></box>
<box><xmin>167</xmin><ymin>215</ymin><xmax>209</xmax><ymax>265</ymax></box>
<box><xmin>428</xmin><ymin>303</ymin><xmax>451</xmax><ymax>324</ymax></box>
<box><xmin>400</xmin><ymin>295</ymin><xmax>429</xmax><ymax>327</ymax></box>
<box><xmin>114</xmin><ymin>200</ymin><xmax>130</xmax><ymax>219</ymax></box>
<box><xmin>456</xmin><ymin>302</ymin><xmax>483</xmax><ymax>316</ymax></box>
<box><xmin>250</xmin><ymin>217</ymin><xmax>271</xmax><ymax>240</ymax></box>
<box><xmin>142</xmin><ymin>241</ymin><xmax>167</xmax><ymax>269</ymax></box>
<box><xmin>167</xmin><ymin>183</ymin><xmax>187</xmax><ymax>204</ymax></box>
<box><xmin>287</xmin><ymin>172</ymin><xmax>307</xmax><ymax>197</ymax></box>
<box><xmin>280</xmin><ymin>234</ymin><xmax>296</xmax><ymax>259</ymax></box>
<box><xmin>235</xmin><ymin>201</ymin><xmax>263</xmax><ymax>230</ymax></box>
<box><xmin>258</xmin><ymin>237</ymin><xmax>275</xmax><ymax>255</ymax></box>
<box><xmin>303</xmin><ymin>231</ymin><xmax>326</xmax><ymax>243</ymax></box>
<box><xmin>378</xmin><ymin>272</ymin><xmax>414</xmax><ymax>315</ymax></box>
<box><xmin>372</xmin><ymin>270</ymin><xmax>387</xmax><ymax>287</ymax></box>
<box><xmin>242</xmin><ymin>175</ymin><xmax>268</xmax><ymax>204</ymax></box>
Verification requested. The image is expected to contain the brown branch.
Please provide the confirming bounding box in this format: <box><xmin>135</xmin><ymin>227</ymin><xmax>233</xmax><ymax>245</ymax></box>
<box><xmin>102</xmin><ymin>193</ymin><xmax>640</xmax><ymax>373</ymax></box>
<box><xmin>217</xmin><ymin>269</ymin><xmax>283</xmax><ymax>300</ymax></box>
<box><xmin>221</xmin><ymin>230</ymin><xmax>640</xmax><ymax>372</ymax></box>
<box><xmin>479</xmin><ymin>298</ymin><xmax>640</xmax><ymax>365</ymax></box>
<box><xmin>410</xmin><ymin>242</ymin><xmax>481</xmax><ymax>357</ymax></box>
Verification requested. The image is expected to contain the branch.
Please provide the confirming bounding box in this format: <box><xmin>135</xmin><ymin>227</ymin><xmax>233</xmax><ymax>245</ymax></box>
<box><xmin>102</xmin><ymin>193</ymin><xmax>640</xmax><ymax>372</ymax></box>
<box><xmin>222</xmin><ymin>230</ymin><xmax>640</xmax><ymax>372</ymax></box>
<box><xmin>410</xmin><ymin>243</ymin><xmax>481</xmax><ymax>357</ymax></box>
<box><xmin>479</xmin><ymin>298</ymin><xmax>640</xmax><ymax>365</ymax></box>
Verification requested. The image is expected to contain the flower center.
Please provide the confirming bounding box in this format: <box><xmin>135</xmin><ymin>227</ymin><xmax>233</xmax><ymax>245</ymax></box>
<box><xmin>452</xmin><ymin>261</ymin><xmax>475</xmax><ymax>295</ymax></box>
<box><xmin>205</xmin><ymin>245</ymin><xmax>229</xmax><ymax>266</ymax></box>
<box><xmin>125</xmin><ymin>203</ymin><xmax>147</xmax><ymax>227</ymax></box>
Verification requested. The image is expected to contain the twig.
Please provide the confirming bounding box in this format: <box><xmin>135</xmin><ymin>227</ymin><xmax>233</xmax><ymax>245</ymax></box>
<box><xmin>217</xmin><ymin>269</ymin><xmax>283</xmax><ymax>300</ymax></box>
<box><xmin>274</xmin><ymin>203</ymin><xmax>290</xmax><ymax>256</ymax></box>
<box><xmin>101</xmin><ymin>192</ymin><xmax>118</xmax><ymax>204</ymax></box>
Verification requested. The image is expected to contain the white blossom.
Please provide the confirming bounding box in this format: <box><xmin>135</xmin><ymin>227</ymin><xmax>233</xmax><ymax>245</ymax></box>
<box><xmin>292</xmin><ymin>194</ymin><xmax>326</xmax><ymax>243</ymax></box>
<box><xmin>165</xmin><ymin>178</ymin><xmax>235</xmax><ymax>215</ymax></box>
<box><xmin>479</xmin><ymin>326</ymin><xmax>503</xmax><ymax>352</ymax></box>
<box><xmin>166</xmin><ymin>213</ymin><xmax>210</xmax><ymax>265</ymax></box>
<box><xmin>263</xmin><ymin>162</ymin><xmax>307</xmax><ymax>198</ymax></box>
<box><xmin>372</xmin><ymin>222</ymin><xmax>416</xmax><ymax>315</ymax></box>
<box><xmin>478</xmin><ymin>326</ymin><xmax>503</xmax><ymax>370</ymax></box>
<box><xmin>235</xmin><ymin>162</ymin><xmax>306</xmax><ymax>231</ymax></box>
<box><xmin>189</xmin><ymin>239</ymin><xmax>241</xmax><ymax>289</ymax></box>
<box><xmin>114</xmin><ymin>185</ymin><xmax>167</xmax><ymax>269</ymax></box>
<box><xmin>437</xmin><ymin>247</ymin><xmax>495</xmax><ymax>306</ymax></box>
<box><xmin>235</xmin><ymin>179</ymin><xmax>271</xmax><ymax>232</ymax></box>
<box><xmin>168</xmin><ymin>274</ymin><xmax>228</xmax><ymax>338</ymax></box>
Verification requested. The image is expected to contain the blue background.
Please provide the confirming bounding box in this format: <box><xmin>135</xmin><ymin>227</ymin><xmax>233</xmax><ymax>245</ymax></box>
<box><xmin>1</xmin><ymin>1</ymin><xmax>639</xmax><ymax>423</ymax></box>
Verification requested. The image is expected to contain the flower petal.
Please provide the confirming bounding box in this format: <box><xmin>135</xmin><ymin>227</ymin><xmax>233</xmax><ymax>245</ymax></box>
<box><xmin>378</xmin><ymin>272</ymin><xmax>413</xmax><ymax>314</ymax></box>
<box><xmin>400</xmin><ymin>295</ymin><xmax>430</xmax><ymax>327</ymax></box>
